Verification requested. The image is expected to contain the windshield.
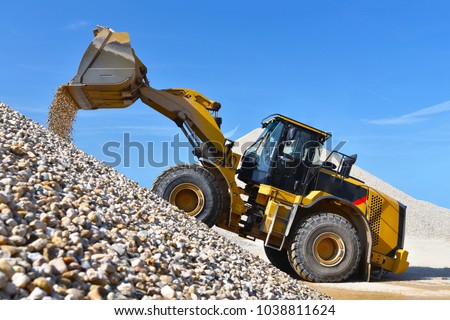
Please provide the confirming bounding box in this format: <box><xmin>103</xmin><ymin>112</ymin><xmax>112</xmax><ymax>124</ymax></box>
<box><xmin>245</xmin><ymin>121</ymin><xmax>284</xmax><ymax>172</ymax></box>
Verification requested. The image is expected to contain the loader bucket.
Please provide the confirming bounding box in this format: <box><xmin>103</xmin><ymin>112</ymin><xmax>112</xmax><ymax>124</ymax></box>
<box><xmin>64</xmin><ymin>26</ymin><xmax>146</xmax><ymax>110</ymax></box>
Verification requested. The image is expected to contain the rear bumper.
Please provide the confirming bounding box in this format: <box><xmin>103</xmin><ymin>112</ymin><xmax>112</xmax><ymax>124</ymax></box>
<box><xmin>371</xmin><ymin>248</ymin><xmax>409</xmax><ymax>274</ymax></box>
<box><xmin>392</xmin><ymin>249</ymin><xmax>409</xmax><ymax>274</ymax></box>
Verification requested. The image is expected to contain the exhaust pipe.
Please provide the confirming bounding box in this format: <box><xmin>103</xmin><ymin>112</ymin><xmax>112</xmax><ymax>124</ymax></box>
<box><xmin>64</xmin><ymin>26</ymin><xmax>147</xmax><ymax>110</ymax></box>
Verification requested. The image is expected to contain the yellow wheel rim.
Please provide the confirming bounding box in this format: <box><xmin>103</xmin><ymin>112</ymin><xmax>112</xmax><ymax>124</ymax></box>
<box><xmin>169</xmin><ymin>183</ymin><xmax>204</xmax><ymax>217</ymax></box>
<box><xmin>312</xmin><ymin>232</ymin><xmax>346</xmax><ymax>267</ymax></box>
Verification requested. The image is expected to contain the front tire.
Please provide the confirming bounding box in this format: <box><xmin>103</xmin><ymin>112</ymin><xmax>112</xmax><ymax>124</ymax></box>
<box><xmin>152</xmin><ymin>164</ymin><xmax>223</xmax><ymax>227</ymax></box>
<box><xmin>289</xmin><ymin>213</ymin><xmax>362</xmax><ymax>282</ymax></box>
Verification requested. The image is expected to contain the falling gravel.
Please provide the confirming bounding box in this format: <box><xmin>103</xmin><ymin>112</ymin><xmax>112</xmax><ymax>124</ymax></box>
<box><xmin>0</xmin><ymin>102</ymin><xmax>328</xmax><ymax>300</ymax></box>
<box><xmin>47</xmin><ymin>86</ymin><xmax>79</xmax><ymax>141</ymax></box>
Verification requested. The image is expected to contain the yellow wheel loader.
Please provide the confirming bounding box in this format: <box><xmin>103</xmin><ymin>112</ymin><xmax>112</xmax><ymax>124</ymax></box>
<box><xmin>61</xmin><ymin>26</ymin><xmax>409</xmax><ymax>282</ymax></box>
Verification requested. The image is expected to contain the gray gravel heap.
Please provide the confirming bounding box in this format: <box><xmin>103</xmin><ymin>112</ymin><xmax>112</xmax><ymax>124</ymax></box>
<box><xmin>0</xmin><ymin>102</ymin><xmax>328</xmax><ymax>300</ymax></box>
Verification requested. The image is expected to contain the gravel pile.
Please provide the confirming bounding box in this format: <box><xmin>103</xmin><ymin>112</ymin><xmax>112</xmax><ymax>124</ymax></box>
<box><xmin>0</xmin><ymin>102</ymin><xmax>328</xmax><ymax>300</ymax></box>
<box><xmin>235</xmin><ymin>129</ymin><xmax>450</xmax><ymax>242</ymax></box>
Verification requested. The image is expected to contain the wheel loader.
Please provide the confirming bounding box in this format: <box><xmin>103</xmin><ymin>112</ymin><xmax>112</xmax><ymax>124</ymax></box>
<box><xmin>60</xmin><ymin>26</ymin><xmax>409</xmax><ymax>282</ymax></box>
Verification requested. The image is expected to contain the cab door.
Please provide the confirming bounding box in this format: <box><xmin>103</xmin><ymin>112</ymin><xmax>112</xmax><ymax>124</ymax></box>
<box><xmin>268</xmin><ymin>126</ymin><xmax>323</xmax><ymax>195</ymax></box>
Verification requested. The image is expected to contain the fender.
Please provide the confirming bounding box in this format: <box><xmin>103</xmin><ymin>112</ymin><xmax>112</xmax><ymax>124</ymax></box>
<box><xmin>300</xmin><ymin>195</ymin><xmax>373</xmax><ymax>281</ymax></box>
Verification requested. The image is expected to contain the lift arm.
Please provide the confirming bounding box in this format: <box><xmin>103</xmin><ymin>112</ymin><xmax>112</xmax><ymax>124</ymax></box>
<box><xmin>139</xmin><ymin>86</ymin><xmax>226</xmax><ymax>155</ymax></box>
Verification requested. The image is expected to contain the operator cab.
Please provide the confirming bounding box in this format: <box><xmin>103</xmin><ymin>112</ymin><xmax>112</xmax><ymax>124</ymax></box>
<box><xmin>238</xmin><ymin>115</ymin><xmax>331</xmax><ymax>195</ymax></box>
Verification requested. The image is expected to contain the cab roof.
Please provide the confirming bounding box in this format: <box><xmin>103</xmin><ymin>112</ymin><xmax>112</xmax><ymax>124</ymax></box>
<box><xmin>262</xmin><ymin>114</ymin><xmax>331</xmax><ymax>141</ymax></box>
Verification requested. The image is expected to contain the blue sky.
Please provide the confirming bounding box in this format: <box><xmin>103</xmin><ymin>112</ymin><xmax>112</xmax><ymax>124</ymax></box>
<box><xmin>1</xmin><ymin>1</ymin><xmax>450</xmax><ymax>208</ymax></box>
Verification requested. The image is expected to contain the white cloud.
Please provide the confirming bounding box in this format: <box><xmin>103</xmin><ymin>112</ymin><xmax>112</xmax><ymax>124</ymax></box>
<box><xmin>66</xmin><ymin>20</ymin><xmax>89</xmax><ymax>30</ymax></box>
<box><xmin>224</xmin><ymin>126</ymin><xmax>239</xmax><ymax>139</ymax></box>
<box><xmin>368</xmin><ymin>100</ymin><xmax>450</xmax><ymax>125</ymax></box>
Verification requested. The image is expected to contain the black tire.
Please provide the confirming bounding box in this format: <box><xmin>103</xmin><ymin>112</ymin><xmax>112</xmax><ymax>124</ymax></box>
<box><xmin>289</xmin><ymin>213</ymin><xmax>362</xmax><ymax>283</ymax></box>
<box><xmin>264</xmin><ymin>246</ymin><xmax>299</xmax><ymax>279</ymax></box>
<box><xmin>200</xmin><ymin>162</ymin><xmax>231</xmax><ymax>225</ymax></box>
<box><xmin>151</xmin><ymin>164</ymin><xmax>223</xmax><ymax>227</ymax></box>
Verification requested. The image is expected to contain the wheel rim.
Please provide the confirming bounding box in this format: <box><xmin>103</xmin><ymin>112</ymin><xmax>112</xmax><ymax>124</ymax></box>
<box><xmin>169</xmin><ymin>183</ymin><xmax>204</xmax><ymax>217</ymax></box>
<box><xmin>312</xmin><ymin>232</ymin><xmax>346</xmax><ymax>267</ymax></box>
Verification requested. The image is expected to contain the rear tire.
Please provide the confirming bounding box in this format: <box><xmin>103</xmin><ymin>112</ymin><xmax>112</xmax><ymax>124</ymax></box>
<box><xmin>151</xmin><ymin>164</ymin><xmax>222</xmax><ymax>227</ymax></box>
<box><xmin>289</xmin><ymin>213</ymin><xmax>361</xmax><ymax>282</ymax></box>
<box><xmin>264</xmin><ymin>246</ymin><xmax>299</xmax><ymax>279</ymax></box>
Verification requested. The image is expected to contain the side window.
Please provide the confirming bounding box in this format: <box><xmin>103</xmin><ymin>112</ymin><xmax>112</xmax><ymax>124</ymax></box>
<box><xmin>281</xmin><ymin>128</ymin><xmax>324</xmax><ymax>167</ymax></box>
<box><xmin>302</xmin><ymin>141</ymin><xmax>323</xmax><ymax>166</ymax></box>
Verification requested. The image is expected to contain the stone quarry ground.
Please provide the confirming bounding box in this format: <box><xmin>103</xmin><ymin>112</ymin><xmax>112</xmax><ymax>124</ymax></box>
<box><xmin>216</xmin><ymin>230</ymin><xmax>450</xmax><ymax>300</ymax></box>
<box><xmin>1</xmin><ymin>102</ymin><xmax>449</xmax><ymax>300</ymax></box>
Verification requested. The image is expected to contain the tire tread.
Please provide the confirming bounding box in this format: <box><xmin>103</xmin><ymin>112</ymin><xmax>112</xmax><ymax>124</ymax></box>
<box><xmin>288</xmin><ymin>213</ymin><xmax>361</xmax><ymax>282</ymax></box>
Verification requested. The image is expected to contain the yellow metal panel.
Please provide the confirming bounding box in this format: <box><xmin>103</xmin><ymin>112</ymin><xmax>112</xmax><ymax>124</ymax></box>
<box><xmin>301</xmin><ymin>190</ymin><xmax>331</xmax><ymax>206</ymax></box>
<box><xmin>392</xmin><ymin>249</ymin><xmax>409</xmax><ymax>274</ymax></box>
<box><xmin>371</xmin><ymin>249</ymin><xmax>409</xmax><ymax>273</ymax></box>
<box><xmin>368</xmin><ymin>189</ymin><xmax>400</xmax><ymax>255</ymax></box>
<box><xmin>257</xmin><ymin>184</ymin><xmax>302</xmax><ymax>204</ymax></box>
<box><xmin>371</xmin><ymin>251</ymin><xmax>395</xmax><ymax>270</ymax></box>
<box><xmin>262</xmin><ymin>199</ymin><xmax>291</xmax><ymax>234</ymax></box>
<box><xmin>258</xmin><ymin>184</ymin><xmax>273</xmax><ymax>196</ymax></box>
<box><xmin>263</xmin><ymin>200</ymin><xmax>279</xmax><ymax>233</ymax></box>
